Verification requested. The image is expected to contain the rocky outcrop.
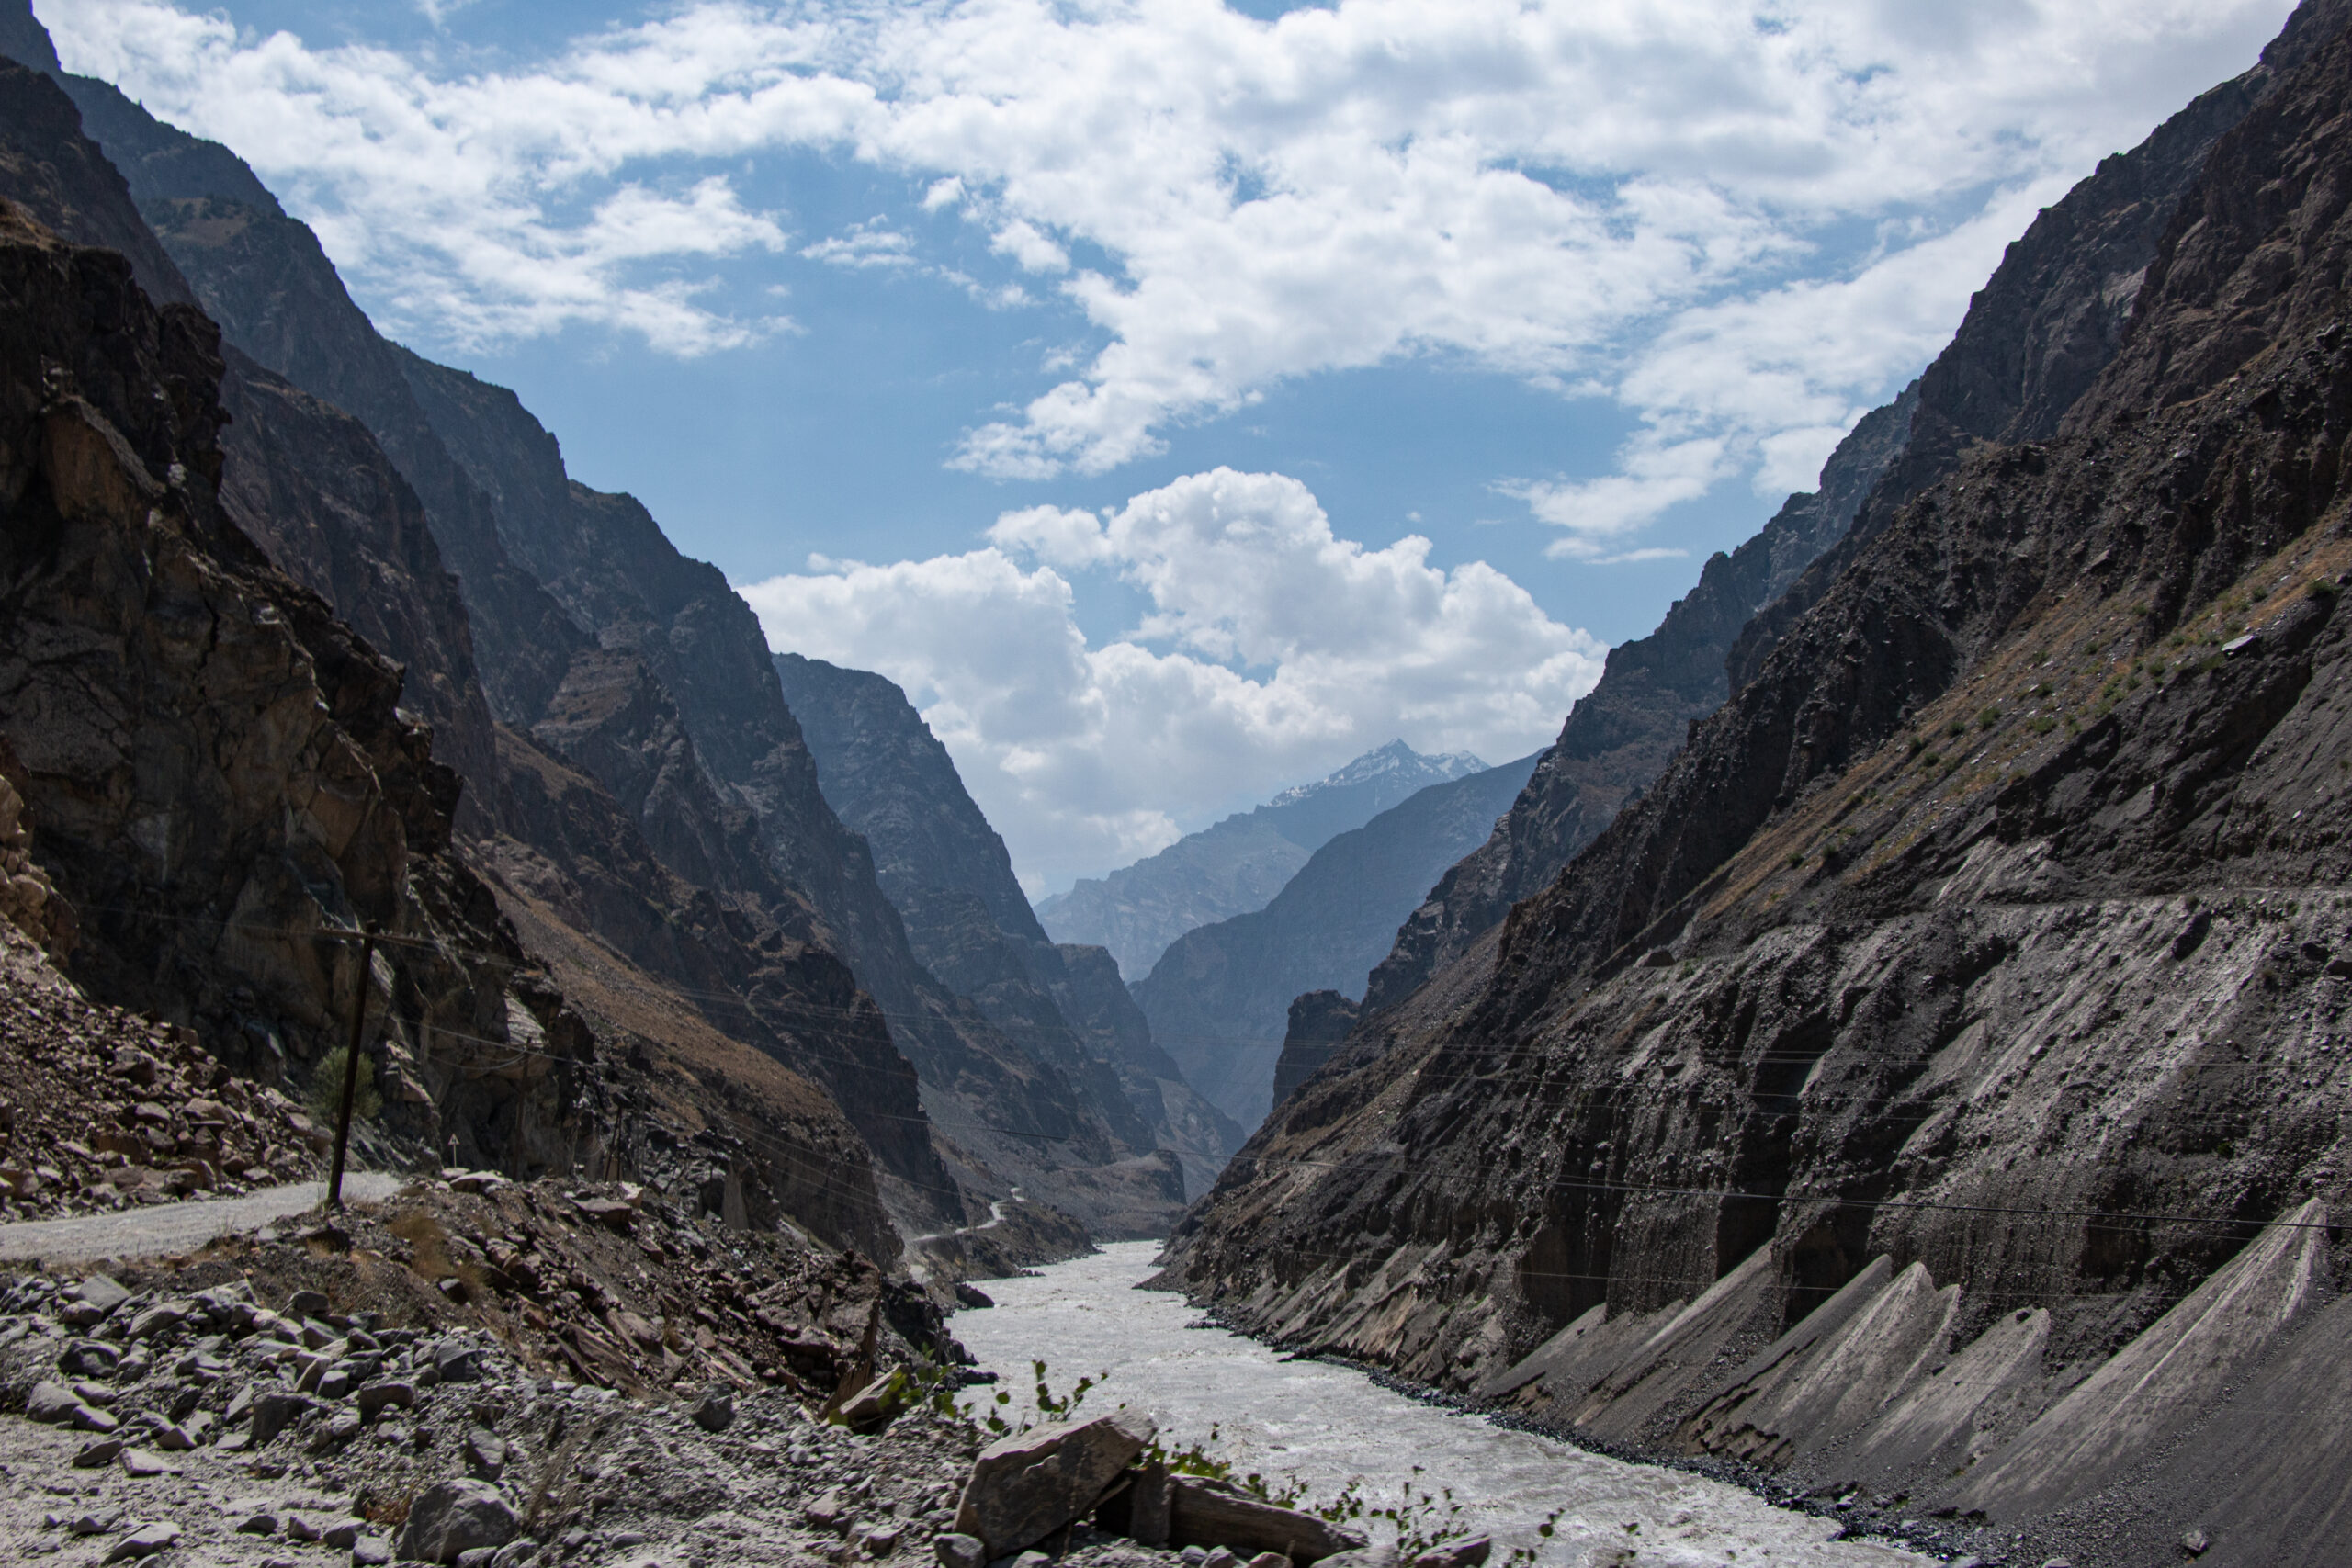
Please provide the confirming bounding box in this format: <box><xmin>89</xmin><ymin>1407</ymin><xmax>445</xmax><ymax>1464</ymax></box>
<box><xmin>1269</xmin><ymin>991</ymin><xmax>1357</xmax><ymax>1113</ymax></box>
<box><xmin>1163</xmin><ymin>5</ymin><xmax>2352</xmax><ymax>1561</ymax></box>
<box><xmin>1134</xmin><ymin>756</ymin><xmax>1536</xmax><ymax>1133</ymax></box>
<box><xmin>1041</xmin><ymin>742</ymin><xmax>1485</xmax><ymax>980</ymax></box>
<box><xmin>0</xmin><ymin>203</ymin><xmax>599</xmax><ymax>1183</ymax></box>
<box><xmin>1046</xmin><ymin>942</ymin><xmax>1242</xmax><ymax>1200</ymax></box>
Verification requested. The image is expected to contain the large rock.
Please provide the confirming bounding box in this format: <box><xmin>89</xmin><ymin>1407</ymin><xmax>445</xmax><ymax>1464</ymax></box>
<box><xmin>952</xmin><ymin>1410</ymin><xmax>1157</xmax><ymax>1557</ymax></box>
<box><xmin>1166</xmin><ymin>1477</ymin><xmax>1368</xmax><ymax>1564</ymax></box>
<box><xmin>396</xmin><ymin>1479</ymin><xmax>517</xmax><ymax>1564</ymax></box>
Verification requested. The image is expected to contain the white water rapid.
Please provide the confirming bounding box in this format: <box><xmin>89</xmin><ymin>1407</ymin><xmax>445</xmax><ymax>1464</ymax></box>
<box><xmin>951</xmin><ymin>1243</ymin><xmax>1930</xmax><ymax>1568</ymax></box>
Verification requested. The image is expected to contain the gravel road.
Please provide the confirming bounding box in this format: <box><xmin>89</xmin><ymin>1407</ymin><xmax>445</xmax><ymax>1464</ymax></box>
<box><xmin>0</xmin><ymin>1173</ymin><xmax>406</xmax><ymax>1264</ymax></box>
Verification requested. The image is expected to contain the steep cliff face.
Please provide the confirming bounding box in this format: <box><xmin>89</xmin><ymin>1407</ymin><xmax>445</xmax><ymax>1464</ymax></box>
<box><xmin>1135</xmin><ymin>755</ymin><xmax>1539</xmax><ymax>1133</ymax></box>
<box><xmin>1166</xmin><ymin>6</ymin><xmax>2352</xmax><ymax>1559</ymax></box>
<box><xmin>1040</xmin><ymin>741</ymin><xmax>1485</xmax><ymax>979</ymax></box>
<box><xmin>774</xmin><ymin>651</ymin><xmax>1239</xmax><ymax>1197</ymax></box>
<box><xmin>1365</xmin><ymin>394</ymin><xmax>1914</xmax><ymax>1010</ymax></box>
<box><xmin>772</xmin><ymin>655</ymin><xmax>1147</xmax><ymax>1136</ymax></box>
<box><xmin>0</xmin><ymin>203</ymin><xmax>598</xmax><ymax>1183</ymax></box>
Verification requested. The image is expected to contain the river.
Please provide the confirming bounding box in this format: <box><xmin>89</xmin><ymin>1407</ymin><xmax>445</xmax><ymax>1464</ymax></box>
<box><xmin>951</xmin><ymin>1243</ymin><xmax>1928</xmax><ymax>1568</ymax></box>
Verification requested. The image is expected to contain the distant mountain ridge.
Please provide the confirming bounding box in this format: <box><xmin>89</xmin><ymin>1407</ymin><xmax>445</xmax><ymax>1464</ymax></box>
<box><xmin>1037</xmin><ymin>740</ymin><xmax>1486</xmax><ymax>978</ymax></box>
<box><xmin>1132</xmin><ymin>752</ymin><xmax>1537</xmax><ymax>1132</ymax></box>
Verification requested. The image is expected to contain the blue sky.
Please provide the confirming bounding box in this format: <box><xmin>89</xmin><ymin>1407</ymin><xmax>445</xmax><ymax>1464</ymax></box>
<box><xmin>43</xmin><ymin>0</ymin><xmax>2296</xmax><ymax>889</ymax></box>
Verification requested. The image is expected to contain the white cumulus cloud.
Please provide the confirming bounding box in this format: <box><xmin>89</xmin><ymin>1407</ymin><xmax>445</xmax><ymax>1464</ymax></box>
<box><xmin>742</xmin><ymin>468</ymin><xmax>1605</xmax><ymax>891</ymax></box>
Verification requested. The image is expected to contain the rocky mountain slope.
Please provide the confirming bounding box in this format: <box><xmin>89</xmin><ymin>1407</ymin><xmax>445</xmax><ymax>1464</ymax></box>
<box><xmin>1163</xmin><ymin>4</ymin><xmax>2352</xmax><ymax>1561</ymax></box>
<box><xmin>775</xmin><ymin>653</ymin><xmax>1238</xmax><ymax>1196</ymax></box>
<box><xmin>1132</xmin><ymin>755</ymin><xmax>1539</xmax><ymax>1134</ymax></box>
<box><xmin>0</xmin><ymin>35</ymin><xmax>929</xmax><ymax>1260</ymax></box>
<box><xmin>0</xmin><ymin>0</ymin><xmax>1186</xmax><ymax>1246</ymax></box>
<box><xmin>1039</xmin><ymin>742</ymin><xmax>1484</xmax><ymax>979</ymax></box>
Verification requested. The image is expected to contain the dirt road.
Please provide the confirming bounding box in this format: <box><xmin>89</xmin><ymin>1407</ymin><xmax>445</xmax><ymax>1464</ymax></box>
<box><xmin>0</xmin><ymin>1173</ymin><xmax>406</xmax><ymax>1264</ymax></box>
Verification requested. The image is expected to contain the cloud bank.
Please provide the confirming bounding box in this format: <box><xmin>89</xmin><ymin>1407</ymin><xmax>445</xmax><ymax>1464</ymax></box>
<box><xmin>742</xmin><ymin>468</ymin><xmax>1605</xmax><ymax>890</ymax></box>
<box><xmin>48</xmin><ymin>0</ymin><xmax>2292</xmax><ymax>542</ymax></box>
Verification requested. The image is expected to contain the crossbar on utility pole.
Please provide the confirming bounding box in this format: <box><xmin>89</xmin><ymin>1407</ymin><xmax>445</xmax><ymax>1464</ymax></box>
<box><xmin>327</xmin><ymin>924</ymin><xmax>379</xmax><ymax>1211</ymax></box>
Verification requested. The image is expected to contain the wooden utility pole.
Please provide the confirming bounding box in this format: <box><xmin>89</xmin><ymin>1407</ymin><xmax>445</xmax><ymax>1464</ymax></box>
<box><xmin>326</xmin><ymin>924</ymin><xmax>379</xmax><ymax>1211</ymax></box>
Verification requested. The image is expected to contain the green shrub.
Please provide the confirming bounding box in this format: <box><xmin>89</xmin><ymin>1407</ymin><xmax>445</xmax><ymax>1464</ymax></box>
<box><xmin>306</xmin><ymin>1045</ymin><xmax>381</xmax><ymax>1127</ymax></box>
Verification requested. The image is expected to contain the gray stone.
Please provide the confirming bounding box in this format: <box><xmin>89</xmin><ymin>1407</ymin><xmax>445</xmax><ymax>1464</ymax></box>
<box><xmin>464</xmin><ymin>1427</ymin><xmax>507</xmax><ymax>1479</ymax></box>
<box><xmin>1246</xmin><ymin>1555</ymin><xmax>1288</xmax><ymax>1568</ymax></box>
<box><xmin>456</xmin><ymin>1550</ymin><xmax>500</xmax><ymax>1568</ymax></box>
<box><xmin>25</xmin><ymin>1380</ymin><xmax>81</xmax><ymax>1423</ymax></box>
<box><xmin>357</xmin><ymin>1380</ymin><xmax>415</xmax><ymax>1419</ymax></box>
<box><xmin>125</xmin><ymin>1303</ymin><xmax>189</xmax><ymax>1340</ymax></box>
<box><xmin>1203</xmin><ymin>1551</ymin><xmax>1238</xmax><ymax>1568</ymax></box>
<box><xmin>936</xmin><ymin>1532</ymin><xmax>987</xmax><ymax>1568</ymax></box>
<box><xmin>952</xmin><ymin>1409</ymin><xmax>1158</xmax><ymax>1557</ymax></box>
<box><xmin>252</xmin><ymin>1392</ymin><xmax>312</xmax><ymax>1445</ymax></box>
<box><xmin>808</xmin><ymin>1488</ymin><xmax>853</xmax><ymax>1531</ymax></box>
<box><xmin>105</xmin><ymin>1521</ymin><xmax>181</xmax><ymax>1561</ymax></box>
<box><xmin>690</xmin><ymin>1384</ymin><xmax>734</xmax><ymax>1432</ymax></box>
<box><xmin>70</xmin><ymin>1509</ymin><xmax>124</xmax><ymax>1535</ymax></box>
<box><xmin>398</xmin><ymin>1478</ymin><xmax>518</xmax><ymax>1564</ymax></box>
<box><xmin>1012</xmin><ymin>1554</ymin><xmax>1050</xmax><ymax>1568</ymax></box>
<box><xmin>287</xmin><ymin>1515</ymin><xmax>323</xmax><ymax>1543</ymax></box>
<box><xmin>74</xmin><ymin>1275</ymin><xmax>131</xmax><ymax>1314</ymax></box>
<box><xmin>1167</xmin><ymin>1480</ymin><xmax>1369</xmax><ymax>1564</ymax></box>
<box><xmin>433</xmin><ymin>1339</ymin><xmax>483</xmax><ymax>1382</ymax></box>
<box><xmin>352</xmin><ymin>1536</ymin><xmax>393</xmax><ymax>1566</ymax></box>
<box><xmin>323</xmin><ymin>1519</ymin><xmax>364</xmax><ymax>1549</ymax></box>
<box><xmin>286</xmin><ymin>1290</ymin><xmax>329</xmax><ymax>1319</ymax></box>
<box><xmin>119</xmin><ymin>1448</ymin><xmax>178</xmax><ymax>1478</ymax></box>
<box><xmin>865</xmin><ymin>1525</ymin><xmax>903</xmax><ymax>1556</ymax></box>
<box><xmin>2182</xmin><ymin>1529</ymin><xmax>2211</xmax><ymax>1557</ymax></box>
<box><xmin>73</xmin><ymin>1438</ymin><xmax>124</xmax><ymax>1469</ymax></box>
<box><xmin>70</xmin><ymin>1403</ymin><xmax>119</xmax><ymax>1434</ymax></box>
<box><xmin>489</xmin><ymin>1540</ymin><xmax>539</xmax><ymax>1568</ymax></box>
<box><xmin>1411</xmin><ymin>1539</ymin><xmax>1489</xmax><ymax>1568</ymax></box>
<box><xmin>236</xmin><ymin>1510</ymin><xmax>280</xmax><ymax>1536</ymax></box>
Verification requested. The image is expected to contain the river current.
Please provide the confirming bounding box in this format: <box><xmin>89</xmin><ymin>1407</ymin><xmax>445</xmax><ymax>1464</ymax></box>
<box><xmin>951</xmin><ymin>1243</ymin><xmax>1926</xmax><ymax>1568</ymax></box>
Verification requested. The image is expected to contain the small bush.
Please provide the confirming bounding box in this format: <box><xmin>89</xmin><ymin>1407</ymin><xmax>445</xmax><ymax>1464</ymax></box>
<box><xmin>1976</xmin><ymin>705</ymin><xmax>2001</xmax><ymax>729</ymax></box>
<box><xmin>305</xmin><ymin>1045</ymin><xmax>381</xmax><ymax>1127</ymax></box>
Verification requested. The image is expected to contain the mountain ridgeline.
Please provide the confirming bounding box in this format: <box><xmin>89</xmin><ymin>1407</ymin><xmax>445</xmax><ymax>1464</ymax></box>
<box><xmin>1132</xmin><ymin>753</ymin><xmax>1540</xmax><ymax>1133</ymax></box>
<box><xmin>1166</xmin><ymin>3</ymin><xmax>2352</xmax><ymax>1562</ymax></box>
<box><xmin>1037</xmin><ymin>740</ymin><xmax>1486</xmax><ymax>979</ymax></box>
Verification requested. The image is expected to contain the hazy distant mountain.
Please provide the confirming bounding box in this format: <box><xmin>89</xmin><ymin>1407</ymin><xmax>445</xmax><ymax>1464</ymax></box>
<box><xmin>1131</xmin><ymin>753</ymin><xmax>1538</xmax><ymax>1132</ymax></box>
<box><xmin>1036</xmin><ymin>740</ymin><xmax>1485</xmax><ymax>978</ymax></box>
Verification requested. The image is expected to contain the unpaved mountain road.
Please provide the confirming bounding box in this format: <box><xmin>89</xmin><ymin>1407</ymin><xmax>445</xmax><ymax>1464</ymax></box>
<box><xmin>0</xmin><ymin>1173</ymin><xmax>406</xmax><ymax>1264</ymax></box>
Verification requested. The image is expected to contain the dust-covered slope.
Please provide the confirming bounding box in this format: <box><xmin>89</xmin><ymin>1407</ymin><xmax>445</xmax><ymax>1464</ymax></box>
<box><xmin>1165</xmin><ymin>5</ymin><xmax>2352</xmax><ymax>1562</ymax></box>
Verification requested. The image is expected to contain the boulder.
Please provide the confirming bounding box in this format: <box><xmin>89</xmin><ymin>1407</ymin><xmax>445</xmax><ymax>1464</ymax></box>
<box><xmin>73</xmin><ymin>1275</ymin><xmax>131</xmax><ymax>1314</ymax></box>
<box><xmin>953</xmin><ymin>1410</ymin><xmax>1158</xmax><ymax>1557</ymax></box>
<box><xmin>251</xmin><ymin>1392</ymin><xmax>311</xmax><ymax>1445</ymax></box>
<box><xmin>104</xmin><ymin>1521</ymin><xmax>180</xmax><ymax>1561</ymax></box>
<box><xmin>934</xmin><ymin>1532</ymin><xmax>985</xmax><ymax>1568</ymax></box>
<box><xmin>1167</xmin><ymin>1479</ymin><xmax>1368</xmax><ymax>1564</ymax></box>
<box><xmin>690</xmin><ymin>1384</ymin><xmax>734</xmax><ymax>1432</ymax></box>
<box><xmin>1412</xmin><ymin>1539</ymin><xmax>1489</xmax><ymax>1568</ymax></box>
<box><xmin>25</xmin><ymin>1380</ymin><xmax>82</xmax><ymax>1422</ymax></box>
<box><xmin>1315</xmin><ymin>1550</ymin><xmax>1399</xmax><ymax>1568</ymax></box>
<box><xmin>399</xmin><ymin>1479</ymin><xmax>518</xmax><ymax>1564</ymax></box>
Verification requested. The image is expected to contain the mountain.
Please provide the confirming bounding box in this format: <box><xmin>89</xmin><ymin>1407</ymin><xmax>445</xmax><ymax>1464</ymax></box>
<box><xmin>773</xmin><ymin>651</ymin><xmax>1238</xmax><ymax>1198</ymax></box>
<box><xmin>1131</xmin><ymin>754</ymin><xmax>1540</xmax><ymax>1132</ymax></box>
<box><xmin>1037</xmin><ymin>739</ymin><xmax>1486</xmax><ymax>977</ymax></box>
<box><xmin>0</xmin><ymin>47</ymin><xmax>911</xmax><ymax>1258</ymax></box>
<box><xmin>1163</xmin><ymin>4</ymin><xmax>2352</xmax><ymax>1561</ymax></box>
<box><xmin>0</xmin><ymin>2</ymin><xmax>1186</xmax><ymax>1249</ymax></box>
